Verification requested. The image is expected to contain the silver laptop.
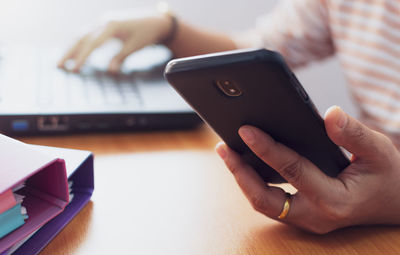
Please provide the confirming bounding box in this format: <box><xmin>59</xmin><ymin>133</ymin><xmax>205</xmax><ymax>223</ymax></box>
<box><xmin>0</xmin><ymin>43</ymin><xmax>201</xmax><ymax>135</ymax></box>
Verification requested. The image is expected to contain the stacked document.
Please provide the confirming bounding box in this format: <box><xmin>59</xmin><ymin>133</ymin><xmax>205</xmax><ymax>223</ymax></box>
<box><xmin>0</xmin><ymin>188</ymin><xmax>27</xmax><ymax>239</ymax></box>
<box><xmin>0</xmin><ymin>135</ymin><xmax>94</xmax><ymax>255</ymax></box>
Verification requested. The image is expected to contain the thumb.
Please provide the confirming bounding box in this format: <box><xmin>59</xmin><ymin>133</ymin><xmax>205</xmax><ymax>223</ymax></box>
<box><xmin>324</xmin><ymin>106</ymin><xmax>391</xmax><ymax>159</ymax></box>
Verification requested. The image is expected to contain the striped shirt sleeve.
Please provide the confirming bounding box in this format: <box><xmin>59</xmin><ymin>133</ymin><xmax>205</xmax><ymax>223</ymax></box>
<box><xmin>233</xmin><ymin>0</ymin><xmax>334</xmax><ymax>68</ymax></box>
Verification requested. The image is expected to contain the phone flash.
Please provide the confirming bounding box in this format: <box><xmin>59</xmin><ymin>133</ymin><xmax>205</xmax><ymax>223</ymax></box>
<box><xmin>216</xmin><ymin>80</ymin><xmax>242</xmax><ymax>97</ymax></box>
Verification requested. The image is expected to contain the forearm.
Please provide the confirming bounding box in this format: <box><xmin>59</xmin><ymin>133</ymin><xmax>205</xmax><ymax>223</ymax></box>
<box><xmin>163</xmin><ymin>19</ymin><xmax>238</xmax><ymax>58</ymax></box>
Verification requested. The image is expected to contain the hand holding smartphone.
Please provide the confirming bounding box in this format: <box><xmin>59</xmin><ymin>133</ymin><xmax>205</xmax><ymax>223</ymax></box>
<box><xmin>164</xmin><ymin>49</ymin><xmax>349</xmax><ymax>183</ymax></box>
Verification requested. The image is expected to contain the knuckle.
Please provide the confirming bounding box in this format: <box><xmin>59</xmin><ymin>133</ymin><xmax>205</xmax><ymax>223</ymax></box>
<box><xmin>225</xmin><ymin>158</ymin><xmax>245</xmax><ymax>177</ymax></box>
<box><xmin>360</xmin><ymin>130</ymin><xmax>397</xmax><ymax>159</ymax></box>
<box><xmin>317</xmin><ymin>198</ymin><xmax>353</xmax><ymax>223</ymax></box>
<box><xmin>350</xmin><ymin>125</ymin><xmax>367</xmax><ymax>143</ymax></box>
<box><xmin>377</xmin><ymin>132</ymin><xmax>397</xmax><ymax>154</ymax></box>
<box><xmin>249</xmin><ymin>194</ymin><xmax>268</xmax><ymax>213</ymax></box>
<box><xmin>254</xmin><ymin>136</ymin><xmax>278</xmax><ymax>161</ymax></box>
<box><xmin>228</xmin><ymin>163</ymin><xmax>240</xmax><ymax>176</ymax></box>
<box><xmin>327</xmin><ymin>205</ymin><xmax>351</xmax><ymax>222</ymax></box>
<box><xmin>256</xmin><ymin>146</ymin><xmax>272</xmax><ymax>162</ymax></box>
<box><xmin>280</xmin><ymin>157</ymin><xmax>303</xmax><ymax>183</ymax></box>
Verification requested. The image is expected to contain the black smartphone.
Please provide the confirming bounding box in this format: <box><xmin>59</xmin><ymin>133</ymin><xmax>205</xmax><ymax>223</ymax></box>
<box><xmin>164</xmin><ymin>48</ymin><xmax>349</xmax><ymax>183</ymax></box>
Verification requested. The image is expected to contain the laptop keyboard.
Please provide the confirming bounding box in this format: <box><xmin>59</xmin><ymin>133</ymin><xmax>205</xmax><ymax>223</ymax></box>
<box><xmin>0</xmin><ymin>45</ymin><xmax>170</xmax><ymax>110</ymax></box>
<box><xmin>38</xmin><ymin>51</ymin><xmax>144</xmax><ymax>108</ymax></box>
<box><xmin>36</xmin><ymin>64</ymin><xmax>142</xmax><ymax>108</ymax></box>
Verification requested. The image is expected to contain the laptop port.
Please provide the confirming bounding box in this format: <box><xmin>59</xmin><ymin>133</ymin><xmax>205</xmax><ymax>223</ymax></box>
<box><xmin>37</xmin><ymin>116</ymin><xmax>68</xmax><ymax>131</ymax></box>
<box><xmin>58</xmin><ymin>116</ymin><xmax>68</xmax><ymax>126</ymax></box>
<box><xmin>12</xmin><ymin>120</ymin><xmax>29</xmax><ymax>131</ymax></box>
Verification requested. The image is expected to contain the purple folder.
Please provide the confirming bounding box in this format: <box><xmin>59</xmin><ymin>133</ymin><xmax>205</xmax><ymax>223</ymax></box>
<box><xmin>0</xmin><ymin>136</ymin><xmax>69</xmax><ymax>255</ymax></box>
<box><xmin>6</xmin><ymin>145</ymin><xmax>94</xmax><ymax>255</ymax></box>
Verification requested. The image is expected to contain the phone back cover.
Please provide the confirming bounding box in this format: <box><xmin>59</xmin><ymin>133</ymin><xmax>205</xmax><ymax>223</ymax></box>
<box><xmin>165</xmin><ymin>49</ymin><xmax>349</xmax><ymax>183</ymax></box>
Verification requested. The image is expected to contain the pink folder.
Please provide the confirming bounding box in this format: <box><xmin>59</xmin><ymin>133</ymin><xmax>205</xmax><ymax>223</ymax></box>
<box><xmin>0</xmin><ymin>134</ymin><xmax>69</xmax><ymax>254</ymax></box>
<box><xmin>0</xmin><ymin>190</ymin><xmax>16</xmax><ymax>215</ymax></box>
<box><xmin>10</xmin><ymin>145</ymin><xmax>94</xmax><ymax>255</ymax></box>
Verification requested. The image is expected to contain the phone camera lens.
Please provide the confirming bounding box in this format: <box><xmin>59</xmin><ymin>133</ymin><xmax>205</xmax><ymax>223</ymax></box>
<box><xmin>216</xmin><ymin>80</ymin><xmax>242</xmax><ymax>97</ymax></box>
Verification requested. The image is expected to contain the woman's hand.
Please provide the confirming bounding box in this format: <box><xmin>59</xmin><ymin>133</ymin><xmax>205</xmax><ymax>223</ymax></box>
<box><xmin>57</xmin><ymin>10</ymin><xmax>172</xmax><ymax>73</ymax></box>
<box><xmin>216</xmin><ymin>106</ymin><xmax>400</xmax><ymax>234</ymax></box>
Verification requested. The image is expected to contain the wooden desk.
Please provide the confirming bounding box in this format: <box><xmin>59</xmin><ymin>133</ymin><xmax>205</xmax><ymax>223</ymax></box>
<box><xmin>20</xmin><ymin>125</ymin><xmax>400</xmax><ymax>255</ymax></box>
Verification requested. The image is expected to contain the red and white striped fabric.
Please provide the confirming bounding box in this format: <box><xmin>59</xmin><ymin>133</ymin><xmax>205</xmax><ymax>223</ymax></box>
<box><xmin>235</xmin><ymin>0</ymin><xmax>400</xmax><ymax>146</ymax></box>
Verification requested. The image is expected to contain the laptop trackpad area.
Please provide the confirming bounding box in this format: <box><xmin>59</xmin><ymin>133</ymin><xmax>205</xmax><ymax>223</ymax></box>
<box><xmin>136</xmin><ymin>78</ymin><xmax>192</xmax><ymax>112</ymax></box>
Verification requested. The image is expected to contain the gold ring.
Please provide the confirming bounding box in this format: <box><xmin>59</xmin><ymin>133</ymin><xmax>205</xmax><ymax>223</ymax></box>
<box><xmin>278</xmin><ymin>193</ymin><xmax>292</xmax><ymax>219</ymax></box>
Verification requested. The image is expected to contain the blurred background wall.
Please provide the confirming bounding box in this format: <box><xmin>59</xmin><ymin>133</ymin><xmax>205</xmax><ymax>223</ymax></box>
<box><xmin>0</xmin><ymin>0</ymin><xmax>357</xmax><ymax>117</ymax></box>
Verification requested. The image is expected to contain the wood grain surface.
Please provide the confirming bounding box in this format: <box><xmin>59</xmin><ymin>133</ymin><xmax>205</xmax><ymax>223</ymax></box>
<box><xmin>19</xmin><ymin>125</ymin><xmax>400</xmax><ymax>255</ymax></box>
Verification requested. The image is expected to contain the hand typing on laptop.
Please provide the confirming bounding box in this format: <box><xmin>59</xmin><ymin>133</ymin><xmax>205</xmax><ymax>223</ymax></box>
<box><xmin>0</xmin><ymin>4</ymin><xmax>201</xmax><ymax>136</ymax></box>
<box><xmin>58</xmin><ymin>8</ymin><xmax>173</xmax><ymax>73</ymax></box>
<box><xmin>57</xmin><ymin>4</ymin><xmax>237</xmax><ymax>73</ymax></box>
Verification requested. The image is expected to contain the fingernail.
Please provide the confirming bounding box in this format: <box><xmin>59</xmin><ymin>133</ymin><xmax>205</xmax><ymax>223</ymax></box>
<box><xmin>335</xmin><ymin>107</ymin><xmax>348</xmax><ymax>129</ymax></box>
<box><xmin>216</xmin><ymin>143</ymin><xmax>227</xmax><ymax>160</ymax></box>
<box><xmin>324</xmin><ymin>105</ymin><xmax>336</xmax><ymax>119</ymax></box>
<box><xmin>239</xmin><ymin>127</ymin><xmax>255</xmax><ymax>144</ymax></box>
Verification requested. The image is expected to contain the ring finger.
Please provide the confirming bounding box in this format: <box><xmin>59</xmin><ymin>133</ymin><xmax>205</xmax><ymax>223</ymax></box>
<box><xmin>216</xmin><ymin>142</ymin><xmax>297</xmax><ymax>220</ymax></box>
